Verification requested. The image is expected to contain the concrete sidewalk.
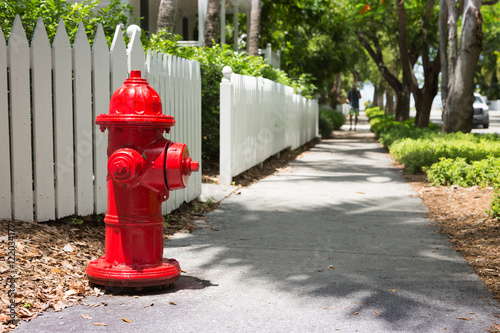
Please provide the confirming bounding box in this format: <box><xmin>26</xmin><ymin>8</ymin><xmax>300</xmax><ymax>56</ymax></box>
<box><xmin>16</xmin><ymin>115</ymin><xmax>500</xmax><ymax>332</ymax></box>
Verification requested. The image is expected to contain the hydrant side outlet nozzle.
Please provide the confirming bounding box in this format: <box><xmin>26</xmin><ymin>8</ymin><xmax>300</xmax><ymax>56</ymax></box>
<box><xmin>86</xmin><ymin>71</ymin><xmax>199</xmax><ymax>288</ymax></box>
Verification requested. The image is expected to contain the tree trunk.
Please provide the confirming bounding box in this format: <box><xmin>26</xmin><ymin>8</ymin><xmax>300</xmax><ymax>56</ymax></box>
<box><xmin>157</xmin><ymin>0</ymin><xmax>178</xmax><ymax>33</ymax></box>
<box><xmin>329</xmin><ymin>73</ymin><xmax>342</xmax><ymax>109</ymax></box>
<box><xmin>414</xmin><ymin>87</ymin><xmax>436</xmax><ymax>127</ymax></box>
<box><xmin>373</xmin><ymin>86</ymin><xmax>380</xmax><ymax>107</ymax></box>
<box><xmin>442</xmin><ymin>0</ymin><xmax>483</xmax><ymax>133</ymax></box>
<box><xmin>385</xmin><ymin>90</ymin><xmax>395</xmax><ymax>115</ymax></box>
<box><xmin>248</xmin><ymin>0</ymin><xmax>261</xmax><ymax>56</ymax></box>
<box><xmin>439</xmin><ymin>0</ymin><xmax>449</xmax><ymax>108</ymax></box>
<box><xmin>395</xmin><ymin>80</ymin><xmax>411</xmax><ymax>121</ymax></box>
<box><xmin>204</xmin><ymin>0</ymin><xmax>220</xmax><ymax>47</ymax></box>
<box><xmin>397</xmin><ymin>0</ymin><xmax>440</xmax><ymax>128</ymax></box>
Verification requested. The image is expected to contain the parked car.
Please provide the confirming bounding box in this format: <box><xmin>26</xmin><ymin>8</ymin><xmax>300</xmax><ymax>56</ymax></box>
<box><xmin>473</xmin><ymin>93</ymin><xmax>489</xmax><ymax>128</ymax></box>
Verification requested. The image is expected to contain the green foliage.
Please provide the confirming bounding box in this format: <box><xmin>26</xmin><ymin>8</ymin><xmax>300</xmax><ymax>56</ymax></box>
<box><xmin>390</xmin><ymin>134</ymin><xmax>500</xmax><ymax>174</ymax></box>
<box><xmin>145</xmin><ymin>30</ymin><xmax>316</xmax><ymax>163</ymax></box>
<box><xmin>475</xmin><ymin>5</ymin><xmax>500</xmax><ymax>99</ymax></box>
<box><xmin>365</xmin><ymin>107</ymin><xmax>385</xmax><ymax>119</ymax></box>
<box><xmin>0</xmin><ymin>0</ymin><xmax>134</xmax><ymax>45</ymax></box>
<box><xmin>426</xmin><ymin>157</ymin><xmax>500</xmax><ymax>187</ymax></box>
<box><xmin>260</xmin><ymin>0</ymin><xmax>361</xmax><ymax>107</ymax></box>
<box><xmin>329</xmin><ymin>110</ymin><xmax>346</xmax><ymax>130</ymax></box>
<box><xmin>367</xmin><ymin>110</ymin><xmax>500</xmax><ymax>174</ymax></box>
<box><xmin>318</xmin><ymin>109</ymin><xmax>345</xmax><ymax>138</ymax></box>
<box><xmin>488</xmin><ymin>186</ymin><xmax>500</xmax><ymax>219</ymax></box>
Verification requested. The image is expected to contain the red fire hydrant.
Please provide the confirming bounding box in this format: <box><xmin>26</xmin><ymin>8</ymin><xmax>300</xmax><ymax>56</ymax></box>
<box><xmin>86</xmin><ymin>70</ymin><xmax>199</xmax><ymax>288</ymax></box>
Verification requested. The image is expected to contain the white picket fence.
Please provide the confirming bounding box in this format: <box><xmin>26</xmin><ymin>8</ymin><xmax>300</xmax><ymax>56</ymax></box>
<box><xmin>219</xmin><ymin>67</ymin><xmax>318</xmax><ymax>184</ymax></box>
<box><xmin>0</xmin><ymin>16</ymin><xmax>202</xmax><ymax>223</ymax></box>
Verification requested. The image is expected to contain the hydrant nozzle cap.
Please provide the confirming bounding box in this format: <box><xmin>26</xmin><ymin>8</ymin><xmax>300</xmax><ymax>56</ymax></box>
<box><xmin>190</xmin><ymin>160</ymin><xmax>200</xmax><ymax>174</ymax></box>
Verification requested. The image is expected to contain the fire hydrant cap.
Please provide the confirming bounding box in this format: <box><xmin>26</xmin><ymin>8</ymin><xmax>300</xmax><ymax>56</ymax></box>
<box><xmin>95</xmin><ymin>71</ymin><xmax>175</xmax><ymax>130</ymax></box>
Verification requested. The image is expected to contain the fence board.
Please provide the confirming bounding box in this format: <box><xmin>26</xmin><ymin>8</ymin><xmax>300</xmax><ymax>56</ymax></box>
<box><xmin>126</xmin><ymin>25</ymin><xmax>144</xmax><ymax>72</ymax></box>
<box><xmin>73</xmin><ymin>22</ymin><xmax>94</xmax><ymax>216</ymax></box>
<box><xmin>8</xmin><ymin>16</ymin><xmax>33</xmax><ymax>222</ymax></box>
<box><xmin>92</xmin><ymin>24</ymin><xmax>109</xmax><ymax>214</ymax></box>
<box><xmin>195</xmin><ymin>62</ymin><xmax>202</xmax><ymax>192</ymax></box>
<box><xmin>52</xmin><ymin>20</ymin><xmax>75</xmax><ymax>219</ymax></box>
<box><xmin>109</xmin><ymin>25</ymin><xmax>127</xmax><ymax>94</ymax></box>
<box><xmin>0</xmin><ymin>27</ymin><xmax>11</xmax><ymax>220</ymax></box>
<box><xmin>31</xmin><ymin>18</ymin><xmax>55</xmax><ymax>221</ymax></box>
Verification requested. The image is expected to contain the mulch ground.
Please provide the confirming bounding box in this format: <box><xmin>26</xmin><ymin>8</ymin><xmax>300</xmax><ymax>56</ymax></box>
<box><xmin>2</xmin><ymin>134</ymin><xmax>500</xmax><ymax>332</ymax></box>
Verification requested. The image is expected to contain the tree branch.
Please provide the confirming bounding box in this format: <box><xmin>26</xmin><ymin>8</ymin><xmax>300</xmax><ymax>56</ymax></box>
<box><xmin>483</xmin><ymin>0</ymin><xmax>500</xmax><ymax>5</ymax></box>
<box><xmin>357</xmin><ymin>30</ymin><xmax>402</xmax><ymax>92</ymax></box>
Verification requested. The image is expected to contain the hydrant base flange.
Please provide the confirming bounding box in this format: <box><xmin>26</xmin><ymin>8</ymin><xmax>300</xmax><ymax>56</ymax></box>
<box><xmin>86</xmin><ymin>257</ymin><xmax>181</xmax><ymax>288</ymax></box>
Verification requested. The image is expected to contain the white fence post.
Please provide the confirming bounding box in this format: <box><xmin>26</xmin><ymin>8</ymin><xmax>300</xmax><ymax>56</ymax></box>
<box><xmin>73</xmin><ymin>22</ymin><xmax>94</xmax><ymax>216</ymax></box>
<box><xmin>0</xmin><ymin>26</ymin><xmax>10</xmax><ymax>220</ymax></box>
<box><xmin>9</xmin><ymin>16</ymin><xmax>33</xmax><ymax>222</ymax></box>
<box><xmin>92</xmin><ymin>24</ymin><xmax>109</xmax><ymax>215</ymax></box>
<box><xmin>220</xmin><ymin>66</ymin><xmax>233</xmax><ymax>185</ymax></box>
<box><xmin>32</xmin><ymin>18</ymin><xmax>55</xmax><ymax>222</ymax></box>
<box><xmin>126</xmin><ymin>25</ymin><xmax>144</xmax><ymax>73</ymax></box>
<box><xmin>109</xmin><ymin>25</ymin><xmax>128</xmax><ymax>93</ymax></box>
<box><xmin>53</xmin><ymin>20</ymin><xmax>75</xmax><ymax>219</ymax></box>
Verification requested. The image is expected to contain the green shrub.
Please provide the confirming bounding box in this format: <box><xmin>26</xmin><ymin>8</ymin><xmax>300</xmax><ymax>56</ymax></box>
<box><xmin>487</xmin><ymin>186</ymin><xmax>500</xmax><ymax>219</ymax></box>
<box><xmin>318</xmin><ymin>109</ymin><xmax>345</xmax><ymax>138</ymax></box>
<box><xmin>426</xmin><ymin>156</ymin><xmax>500</xmax><ymax>187</ymax></box>
<box><xmin>328</xmin><ymin>110</ymin><xmax>346</xmax><ymax>130</ymax></box>
<box><xmin>319</xmin><ymin>111</ymin><xmax>334</xmax><ymax>138</ymax></box>
<box><xmin>0</xmin><ymin>0</ymin><xmax>134</xmax><ymax>45</ymax></box>
<box><xmin>365</xmin><ymin>107</ymin><xmax>384</xmax><ymax>119</ymax></box>
<box><xmin>390</xmin><ymin>133</ymin><xmax>500</xmax><ymax>174</ymax></box>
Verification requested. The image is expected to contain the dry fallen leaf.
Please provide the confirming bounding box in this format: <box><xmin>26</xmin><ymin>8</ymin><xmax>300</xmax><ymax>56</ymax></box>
<box><xmin>63</xmin><ymin>243</ymin><xmax>75</xmax><ymax>253</ymax></box>
<box><xmin>168</xmin><ymin>302</ymin><xmax>177</xmax><ymax>306</ymax></box>
<box><xmin>93</xmin><ymin>323</ymin><xmax>107</xmax><ymax>326</ymax></box>
<box><xmin>374</xmin><ymin>311</ymin><xmax>381</xmax><ymax>317</ymax></box>
<box><xmin>81</xmin><ymin>314</ymin><xmax>92</xmax><ymax>320</ymax></box>
<box><xmin>64</xmin><ymin>290</ymin><xmax>78</xmax><ymax>297</ymax></box>
<box><xmin>353</xmin><ymin>312</ymin><xmax>359</xmax><ymax>315</ymax></box>
<box><xmin>122</xmin><ymin>318</ymin><xmax>132</xmax><ymax>323</ymax></box>
<box><xmin>456</xmin><ymin>317</ymin><xmax>472</xmax><ymax>321</ymax></box>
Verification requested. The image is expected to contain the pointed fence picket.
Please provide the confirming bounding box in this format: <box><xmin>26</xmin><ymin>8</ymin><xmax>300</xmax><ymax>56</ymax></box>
<box><xmin>9</xmin><ymin>16</ymin><xmax>32</xmax><ymax>222</ymax></box>
<box><xmin>0</xmin><ymin>27</ymin><xmax>10</xmax><ymax>220</ymax></box>
<box><xmin>219</xmin><ymin>68</ymin><xmax>319</xmax><ymax>185</ymax></box>
<box><xmin>32</xmin><ymin>18</ymin><xmax>55</xmax><ymax>222</ymax></box>
<box><xmin>0</xmin><ymin>18</ymin><xmax>202</xmax><ymax>222</ymax></box>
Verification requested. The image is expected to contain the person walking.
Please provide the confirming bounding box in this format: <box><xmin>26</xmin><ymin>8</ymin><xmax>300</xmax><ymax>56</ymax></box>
<box><xmin>346</xmin><ymin>85</ymin><xmax>361</xmax><ymax>131</ymax></box>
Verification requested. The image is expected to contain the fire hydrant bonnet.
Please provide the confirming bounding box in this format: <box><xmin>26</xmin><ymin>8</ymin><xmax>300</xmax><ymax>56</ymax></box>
<box><xmin>96</xmin><ymin>70</ymin><xmax>175</xmax><ymax>132</ymax></box>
